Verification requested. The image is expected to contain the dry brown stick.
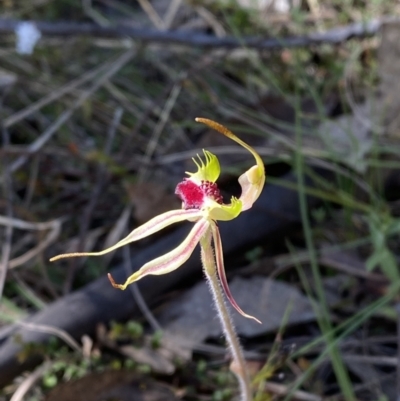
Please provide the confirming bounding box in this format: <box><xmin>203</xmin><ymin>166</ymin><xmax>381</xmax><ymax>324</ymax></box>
<box><xmin>343</xmin><ymin>354</ymin><xmax>397</xmax><ymax>367</ymax></box>
<box><xmin>319</xmin><ymin>255</ymin><xmax>386</xmax><ymax>282</ymax></box>
<box><xmin>0</xmin><ymin>17</ymin><xmax>393</xmax><ymax>49</ymax></box>
<box><xmin>9</xmin><ymin>361</ymin><xmax>53</xmax><ymax>401</ymax></box>
<box><xmin>137</xmin><ymin>0</ymin><xmax>165</xmax><ymax>30</ymax></box>
<box><xmin>163</xmin><ymin>0</ymin><xmax>183</xmax><ymax>30</ymax></box>
<box><xmin>8</xmin><ymin>220</ymin><xmax>61</xmax><ymax>269</ymax></box>
<box><xmin>123</xmin><ymin>244</ymin><xmax>162</xmax><ymax>332</ymax></box>
<box><xmin>139</xmin><ymin>78</ymin><xmax>183</xmax><ymax>181</ymax></box>
<box><xmin>0</xmin><ymin>79</ymin><xmax>14</xmax><ymax>299</ymax></box>
<box><xmin>264</xmin><ymin>381</ymin><xmax>322</xmax><ymax>401</ymax></box>
<box><xmin>15</xmin><ymin>320</ymin><xmax>82</xmax><ymax>353</ymax></box>
<box><xmin>0</xmin><ymin>126</ymin><xmax>13</xmax><ymax>300</ymax></box>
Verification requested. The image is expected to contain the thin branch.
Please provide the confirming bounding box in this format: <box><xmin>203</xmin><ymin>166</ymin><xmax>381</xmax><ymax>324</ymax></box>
<box><xmin>0</xmin><ymin>17</ymin><xmax>394</xmax><ymax>50</ymax></box>
<box><xmin>136</xmin><ymin>0</ymin><xmax>165</xmax><ymax>30</ymax></box>
<box><xmin>0</xmin><ymin>126</ymin><xmax>13</xmax><ymax>301</ymax></box>
<box><xmin>8</xmin><ymin>220</ymin><xmax>61</xmax><ymax>269</ymax></box>
<box><xmin>0</xmin><ymin>81</ymin><xmax>14</xmax><ymax>300</ymax></box>
<box><xmin>139</xmin><ymin>77</ymin><xmax>183</xmax><ymax>181</ymax></box>
<box><xmin>123</xmin><ymin>245</ymin><xmax>162</xmax><ymax>332</ymax></box>
<box><xmin>10</xmin><ymin>361</ymin><xmax>53</xmax><ymax>401</ymax></box>
<box><xmin>163</xmin><ymin>0</ymin><xmax>183</xmax><ymax>30</ymax></box>
<box><xmin>16</xmin><ymin>321</ymin><xmax>82</xmax><ymax>354</ymax></box>
<box><xmin>264</xmin><ymin>381</ymin><xmax>322</xmax><ymax>401</ymax></box>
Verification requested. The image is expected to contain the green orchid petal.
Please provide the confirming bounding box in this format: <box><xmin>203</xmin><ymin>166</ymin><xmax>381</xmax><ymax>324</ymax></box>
<box><xmin>186</xmin><ymin>150</ymin><xmax>220</xmax><ymax>183</ymax></box>
<box><xmin>211</xmin><ymin>223</ymin><xmax>261</xmax><ymax>323</ymax></box>
<box><xmin>50</xmin><ymin>209</ymin><xmax>203</xmax><ymax>262</ymax></box>
<box><xmin>207</xmin><ymin>196</ymin><xmax>242</xmax><ymax>221</ymax></box>
<box><xmin>195</xmin><ymin>118</ymin><xmax>265</xmax><ymax>211</ymax></box>
<box><xmin>108</xmin><ymin>219</ymin><xmax>210</xmax><ymax>290</ymax></box>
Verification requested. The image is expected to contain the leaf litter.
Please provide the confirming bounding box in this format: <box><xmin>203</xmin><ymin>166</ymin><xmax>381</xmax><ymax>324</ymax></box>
<box><xmin>159</xmin><ymin>276</ymin><xmax>316</xmax><ymax>344</ymax></box>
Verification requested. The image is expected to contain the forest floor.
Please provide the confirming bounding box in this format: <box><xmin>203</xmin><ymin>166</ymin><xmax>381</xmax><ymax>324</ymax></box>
<box><xmin>1</xmin><ymin>1</ymin><xmax>400</xmax><ymax>400</ymax></box>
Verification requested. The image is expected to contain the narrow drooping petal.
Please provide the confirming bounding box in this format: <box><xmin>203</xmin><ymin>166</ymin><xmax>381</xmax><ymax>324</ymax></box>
<box><xmin>211</xmin><ymin>222</ymin><xmax>261</xmax><ymax>323</ymax></box>
<box><xmin>50</xmin><ymin>209</ymin><xmax>203</xmax><ymax>262</ymax></box>
<box><xmin>108</xmin><ymin>219</ymin><xmax>210</xmax><ymax>290</ymax></box>
<box><xmin>195</xmin><ymin>118</ymin><xmax>265</xmax><ymax>211</ymax></box>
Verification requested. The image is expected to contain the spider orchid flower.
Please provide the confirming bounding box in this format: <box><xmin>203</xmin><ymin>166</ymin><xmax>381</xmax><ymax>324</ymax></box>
<box><xmin>50</xmin><ymin>118</ymin><xmax>265</xmax><ymax>323</ymax></box>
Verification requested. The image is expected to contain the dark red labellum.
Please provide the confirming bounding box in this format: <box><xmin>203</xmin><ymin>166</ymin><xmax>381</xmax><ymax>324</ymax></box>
<box><xmin>175</xmin><ymin>179</ymin><xmax>223</xmax><ymax>210</ymax></box>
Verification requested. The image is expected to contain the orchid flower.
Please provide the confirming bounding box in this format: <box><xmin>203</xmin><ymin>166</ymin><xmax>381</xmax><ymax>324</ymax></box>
<box><xmin>50</xmin><ymin>118</ymin><xmax>265</xmax><ymax>323</ymax></box>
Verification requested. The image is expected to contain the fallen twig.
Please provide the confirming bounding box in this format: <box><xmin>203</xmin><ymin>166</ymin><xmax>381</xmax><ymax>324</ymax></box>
<box><xmin>15</xmin><ymin>321</ymin><xmax>82</xmax><ymax>354</ymax></box>
<box><xmin>9</xmin><ymin>361</ymin><xmax>53</xmax><ymax>401</ymax></box>
<box><xmin>0</xmin><ymin>126</ymin><xmax>13</xmax><ymax>300</ymax></box>
<box><xmin>123</xmin><ymin>245</ymin><xmax>162</xmax><ymax>333</ymax></box>
<box><xmin>264</xmin><ymin>381</ymin><xmax>322</xmax><ymax>401</ymax></box>
<box><xmin>0</xmin><ymin>17</ymin><xmax>395</xmax><ymax>50</ymax></box>
<box><xmin>0</xmin><ymin>217</ymin><xmax>62</xmax><ymax>270</ymax></box>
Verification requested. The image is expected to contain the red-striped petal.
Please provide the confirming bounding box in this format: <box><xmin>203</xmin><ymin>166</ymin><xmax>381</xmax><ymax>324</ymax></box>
<box><xmin>211</xmin><ymin>223</ymin><xmax>261</xmax><ymax>323</ymax></box>
<box><xmin>50</xmin><ymin>209</ymin><xmax>202</xmax><ymax>262</ymax></box>
<box><xmin>109</xmin><ymin>219</ymin><xmax>210</xmax><ymax>290</ymax></box>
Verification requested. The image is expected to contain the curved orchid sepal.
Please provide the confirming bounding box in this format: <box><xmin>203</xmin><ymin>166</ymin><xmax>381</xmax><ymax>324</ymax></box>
<box><xmin>195</xmin><ymin>118</ymin><xmax>265</xmax><ymax>211</ymax></box>
<box><xmin>186</xmin><ymin>150</ymin><xmax>220</xmax><ymax>183</ymax></box>
<box><xmin>211</xmin><ymin>223</ymin><xmax>261</xmax><ymax>323</ymax></box>
<box><xmin>207</xmin><ymin>196</ymin><xmax>242</xmax><ymax>221</ymax></box>
<box><xmin>108</xmin><ymin>219</ymin><xmax>209</xmax><ymax>290</ymax></box>
<box><xmin>49</xmin><ymin>209</ymin><xmax>203</xmax><ymax>262</ymax></box>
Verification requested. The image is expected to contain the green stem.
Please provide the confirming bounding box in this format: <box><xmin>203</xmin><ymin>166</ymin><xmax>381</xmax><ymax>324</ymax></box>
<box><xmin>200</xmin><ymin>229</ymin><xmax>252</xmax><ymax>401</ymax></box>
<box><xmin>293</xmin><ymin>95</ymin><xmax>356</xmax><ymax>400</ymax></box>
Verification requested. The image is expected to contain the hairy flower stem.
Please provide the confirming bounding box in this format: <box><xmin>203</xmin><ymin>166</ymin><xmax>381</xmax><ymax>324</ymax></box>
<box><xmin>200</xmin><ymin>229</ymin><xmax>252</xmax><ymax>401</ymax></box>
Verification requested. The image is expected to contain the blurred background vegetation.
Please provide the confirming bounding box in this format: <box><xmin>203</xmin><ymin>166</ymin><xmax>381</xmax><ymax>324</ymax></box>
<box><xmin>1</xmin><ymin>0</ymin><xmax>400</xmax><ymax>400</ymax></box>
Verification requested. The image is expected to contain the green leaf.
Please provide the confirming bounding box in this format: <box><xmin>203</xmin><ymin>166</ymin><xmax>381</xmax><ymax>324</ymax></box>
<box><xmin>379</xmin><ymin>248</ymin><xmax>400</xmax><ymax>282</ymax></box>
<box><xmin>366</xmin><ymin>250</ymin><xmax>382</xmax><ymax>272</ymax></box>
